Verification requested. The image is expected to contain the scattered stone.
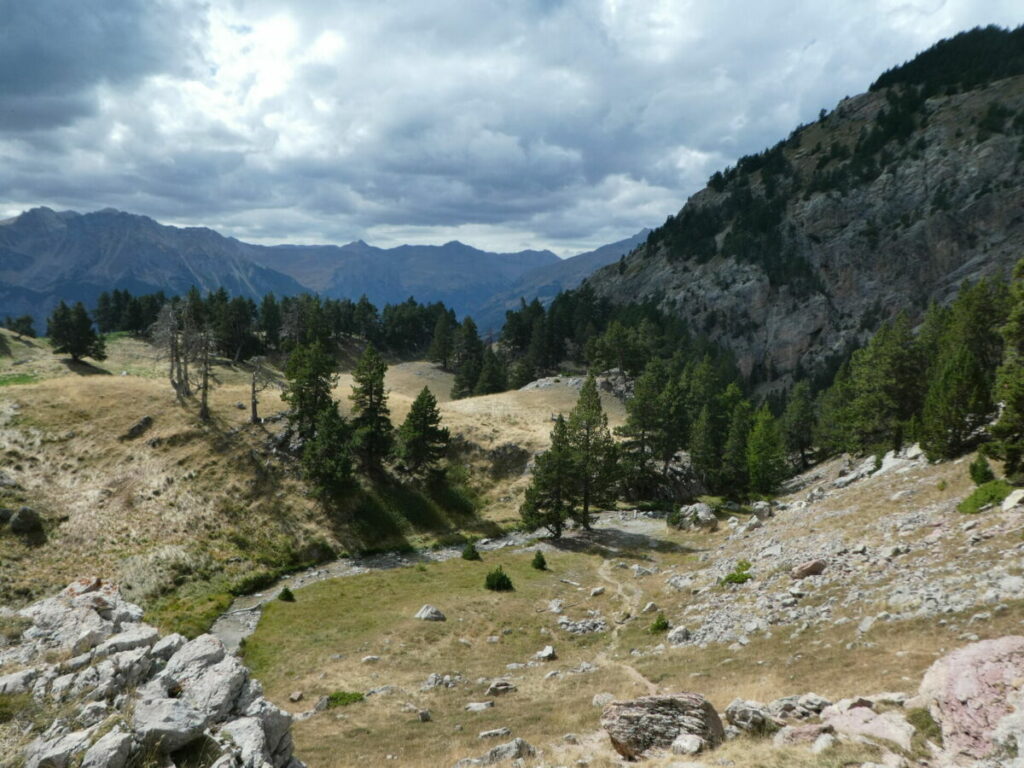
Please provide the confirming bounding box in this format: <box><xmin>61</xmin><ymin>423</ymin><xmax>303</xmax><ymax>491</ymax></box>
<box><xmin>790</xmin><ymin>559</ymin><xmax>826</xmax><ymax>580</ymax></box>
<box><xmin>558</xmin><ymin>615</ymin><xmax>608</xmax><ymax>635</ymax></box>
<box><xmin>811</xmin><ymin>732</ymin><xmax>837</xmax><ymax>754</ymax></box>
<box><xmin>822</xmin><ymin>705</ymin><xmax>914</xmax><ymax>751</ymax></box>
<box><xmin>773</xmin><ymin>723</ymin><xmax>835</xmax><ymax>747</ymax></box>
<box><xmin>289</xmin><ymin>691</ymin><xmax>304</xmax><ymax>703</ymax></box>
<box><xmin>486</xmin><ymin>681</ymin><xmax>517</xmax><ymax>696</ymax></box>
<box><xmin>535</xmin><ymin>645</ymin><xmax>557</xmax><ymax>661</ymax></box>
<box><xmin>1002</xmin><ymin>489</ymin><xmax>1024</xmax><ymax>512</ymax></box>
<box><xmin>672</xmin><ymin>503</ymin><xmax>718</xmax><ymax>532</ymax></box>
<box><xmin>724</xmin><ymin>699</ymin><xmax>779</xmax><ymax>734</ymax></box>
<box><xmin>590</xmin><ymin>586</ymin><xmax>605</xmax><ymax>597</ymax></box>
<box><xmin>415</xmin><ymin>605</ymin><xmax>447</xmax><ymax>622</ymax></box>
<box><xmin>641</xmin><ymin>602</ymin><xmax>658</xmax><ymax>614</ymax></box>
<box><xmin>361</xmin><ymin>655</ymin><xmax>380</xmax><ymax>664</ymax></box>
<box><xmin>600</xmin><ymin>693</ymin><xmax>725</xmax><ymax>760</ymax></box>
<box><xmin>465</xmin><ymin>701</ymin><xmax>494</xmax><ymax>712</ymax></box>
<box><xmin>592</xmin><ymin>693</ymin><xmax>614</xmax><ymax>708</ymax></box>
<box><xmin>479</xmin><ymin>727</ymin><xmax>512</xmax><ymax>739</ymax></box>
<box><xmin>419</xmin><ymin>709</ymin><xmax>432</xmax><ymax>722</ymax></box>
<box><xmin>452</xmin><ymin>738</ymin><xmax>535</xmax><ymax>768</ymax></box>
<box><xmin>119</xmin><ymin>416</ymin><xmax>153</xmax><ymax>441</ymax></box>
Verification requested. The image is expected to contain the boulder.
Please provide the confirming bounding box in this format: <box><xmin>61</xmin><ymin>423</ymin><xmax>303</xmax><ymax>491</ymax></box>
<box><xmin>486</xmin><ymin>680</ymin><xmax>517</xmax><ymax>696</ymax></box>
<box><xmin>821</xmin><ymin>705</ymin><xmax>914</xmax><ymax>751</ymax></box>
<box><xmin>119</xmin><ymin>415</ymin><xmax>153</xmax><ymax>441</ymax></box>
<box><xmin>81</xmin><ymin>725</ymin><xmax>132</xmax><ymax>768</ymax></box>
<box><xmin>415</xmin><ymin>605</ymin><xmax>446</xmax><ymax>621</ymax></box>
<box><xmin>535</xmin><ymin>645</ymin><xmax>557</xmax><ymax>661</ymax></box>
<box><xmin>673</xmin><ymin>503</ymin><xmax>718</xmax><ymax>532</ymax></box>
<box><xmin>773</xmin><ymin>723</ymin><xmax>835</xmax><ymax>747</ymax></box>
<box><xmin>790</xmin><ymin>559</ymin><xmax>826</xmax><ymax>580</ymax></box>
<box><xmin>917</xmin><ymin>635</ymin><xmax>1024</xmax><ymax>762</ymax></box>
<box><xmin>724</xmin><ymin>698</ymin><xmax>779</xmax><ymax>734</ymax></box>
<box><xmin>9</xmin><ymin>506</ymin><xmax>43</xmax><ymax>535</ymax></box>
<box><xmin>751</xmin><ymin>501</ymin><xmax>773</xmax><ymax>519</ymax></box>
<box><xmin>667</xmin><ymin>626</ymin><xmax>691</xmax><ymax>646</ymax></box>
<box><xmin>1002</xmin><ymin>489</ymin><xmax>1024</xmax><ymax>512</ymax></box>
<box><xmin>600</xmin><ymin>693</ymin><xmax>725</xmax><ymax>759</ymax></box>
<box><xmin>452</xmin><ymin>738</ymin><xmax>535</xmax><ymax>768</ymax></box>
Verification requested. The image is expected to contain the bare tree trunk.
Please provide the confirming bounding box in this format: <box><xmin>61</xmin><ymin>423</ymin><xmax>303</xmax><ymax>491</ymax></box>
<box><xmin>198</xmin><ymin>331</ymin><xmax>211</xmax><ymax>422</ymax></box>
<box><xmin>250</xmin><ymin>368</ymin><xmax>259</xmax><ymax>424</ymax></box>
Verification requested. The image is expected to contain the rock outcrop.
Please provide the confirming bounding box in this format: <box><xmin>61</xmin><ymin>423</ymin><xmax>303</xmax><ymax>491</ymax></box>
<box><xmin>600</xmin><ymin>693</ymin><xmax>725</xmax><ymax>759</ymax></box>
<box><xmin>0</xmin><ymin>578</ymin><xmax>304</xmax><ymax>768</ymax></box>
<box><xmin>916</xmin><ymin>635</ymin><xmax>1024</xmax><ymax>765</ymax></box>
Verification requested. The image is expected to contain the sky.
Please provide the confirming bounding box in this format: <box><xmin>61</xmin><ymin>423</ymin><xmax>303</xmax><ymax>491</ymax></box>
<box><xmin>0</xmin><ymin>1</ymin><xmax>1019</xmax><ymax>257</ymax></box>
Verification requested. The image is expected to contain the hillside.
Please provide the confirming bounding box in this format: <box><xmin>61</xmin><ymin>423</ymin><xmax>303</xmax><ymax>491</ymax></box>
<box><xmin>254</xmin><ymin>240</ymin><xmax>559</xmax><ymax>319</ymax></box>
<box><xmin>586</xmin><ymin>29</ymin><xmax>1024</xmax><ymax>389</ymax></box>
<box><xmin>471</xmin><ymin>230</ymin><xmax>649</xmax><ymax>333</ymax></box>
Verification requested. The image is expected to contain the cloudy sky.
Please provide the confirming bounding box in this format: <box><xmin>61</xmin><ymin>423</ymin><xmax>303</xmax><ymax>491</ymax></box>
<box><xmin>0</xmin><ymin>1</ymin><xmax>1019</xmax><ymax>256</ymax></box>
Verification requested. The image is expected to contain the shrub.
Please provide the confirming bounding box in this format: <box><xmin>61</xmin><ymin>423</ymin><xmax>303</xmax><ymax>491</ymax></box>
<box><xmin>531</xmin><ymin>551</ymin><xmax>547</xmax><ymax>571</ymax></box>
<box><xmin>721</xmin><ymin>559</ymin><xmax>754</xmax><ymax>585</ymax></box>
<box><xmin>649</xmin><ymin>612</ymin><xmax>670</xmax><ymax>633</ymax></box>
<box><xmin>937</xmin><ymin>479</ymin><xmax>948</xmax><ymax>492</ymax></box>
<box><xmin>278</xmin><ymin>587</ymin><xmax>295</xmax><ymax>602</ymax></box>
<box><xmin>326</xmin><ymin>691</ymin><xmax>364</xmax><ymax>708</ymax></box>
<box><xmin>485</xmin><ymin>566</ymin><xmax>514</xmax><ymax>592</ymax></box>
<box><xmin>462</xmin><ymin>542</ymin><xmax>481</xmax><ymax>561</ymax></box>
<box><xmin>958</xmin><ymin>479</ymin><xmax>1012</xmax><ymax>514</ymax></box>
<box><xmin>969</xmin><ymin>455</ymin><xmax>996</xmax><ymax>486</ymax></box>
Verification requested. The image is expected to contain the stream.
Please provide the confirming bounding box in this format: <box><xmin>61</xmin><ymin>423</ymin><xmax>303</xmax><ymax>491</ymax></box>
<box><xmin>210</xmin><ymin>530</ymin><xmax>541</xmax><ymax>653</ymax></box>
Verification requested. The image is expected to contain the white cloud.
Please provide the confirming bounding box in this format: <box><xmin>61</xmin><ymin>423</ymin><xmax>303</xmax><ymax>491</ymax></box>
<box><xmin>0</xmin><ymin>0</ymin><xmax>1020</xmax><ymax>254</ymax></box>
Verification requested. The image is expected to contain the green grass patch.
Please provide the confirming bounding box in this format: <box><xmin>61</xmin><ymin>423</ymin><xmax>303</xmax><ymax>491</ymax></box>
<box><xmin>148</xmin><ymin>587</ymin><xmax>234</xmax><ymax>638</ymax></box>
<box><xmin>0</xmin><ymin>373</ymin><xmax>37</xmax><ymax>387</ymax></box>
<box><xmin>721</xmin><ymin>559</ymin><xmax>754</xmax><ymax>585</ymax></box>
<box><xmin>957</xmin><ymin>479</ymin><xmax>1012</xmax><ymax>514</ymax></box>
<box><xmin>326</xmin><ymin>691</ymin><xmax>364</xmax><ymax>708</ymax></box>
<box><xmin>0</xmin><ymin>613</ymin><xmax>31</xmax><ymax>642</ymax></box>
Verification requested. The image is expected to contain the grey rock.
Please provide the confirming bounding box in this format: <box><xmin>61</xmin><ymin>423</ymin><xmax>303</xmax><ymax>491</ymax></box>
<box><xmin>415</xmin><ymin>605</ymin><xmax>447</xmax><ymax>621</ymax></box>
<box><xmin>9</xmin><ymin>506</ymin><xmax>43</xmax><ymax>535</ymax></box>
<box><xmin>600</xmin><ymin>693</ymin><xmax>725</xmax><ymax>760</ymax></box>
<box><xmin>81</xmin><ymin>725</ymin><xmax>132</xmax><ymax>768</ymax></box>
<box><xmin>535</xmin><ymin>645</ymin><xmax>557</xmax><ymax>661</ymax></box>
<box><xmin>724</xmin><ymin>698</ymin><xmax>779</xmax><ymax>734</ymax></box>
<box><xmin>452</xmin><ymin>738</ymin><xmax>535</xmax><ymax>768</ymax></box>
<box><xmin>479</xmin><ymin>727</ymin><xmax>512</xmax><ymax>739</ymax></box>
<box><xmin>465</xmin><ymin>701</ymin><xmax>494</xmax><ymax>712</ymax></box>
<box><xmin>667</xmin><ymin>626</ymin><xmax>691</xmax><ymax>646</ymax></box>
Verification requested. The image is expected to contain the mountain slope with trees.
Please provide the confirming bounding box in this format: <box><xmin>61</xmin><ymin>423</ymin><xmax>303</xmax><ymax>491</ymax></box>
<box><xmin>585</xmin><ymin>25</ymin><xmax>1024</xmax><ymax>391</ymax></box>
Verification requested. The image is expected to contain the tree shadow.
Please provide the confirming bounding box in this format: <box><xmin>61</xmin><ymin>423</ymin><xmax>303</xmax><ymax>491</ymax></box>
<box><xmin>0</xmin><ymin>335</ymin><xmax>10</xmax><ymax>357</ymax></box>
<box><xmin>548</xmin><ymin>525</ymin><xmax>702</xmax><ymax>562</ymax></box>
<box><xmin>60</xmin><ymin>358</ymin><xmax>111</xmax><ymax>376</ymax></box>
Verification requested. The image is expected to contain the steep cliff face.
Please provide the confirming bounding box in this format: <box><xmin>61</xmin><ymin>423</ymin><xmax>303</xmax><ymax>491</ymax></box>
<box><xmin>587</xmin><ymin>70</ymin><xmax>1024</xmax><ymax>389</ymax></box>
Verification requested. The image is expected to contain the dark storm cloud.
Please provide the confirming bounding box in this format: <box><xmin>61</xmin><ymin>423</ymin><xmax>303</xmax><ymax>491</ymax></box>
<box><xmin>0</xmin><ymin>1</ymin><xmax>1020</xmax><ymax>253</ymax></box>
<box><xmin>0</xmin><ymin>0</ymin><xmax>205</xmax><ymax>130</ymax></box>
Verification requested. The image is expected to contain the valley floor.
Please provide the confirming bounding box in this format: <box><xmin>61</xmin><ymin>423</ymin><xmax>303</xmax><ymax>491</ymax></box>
<box><xmin>241</xmin><ymin>449</ymin><xmax>1024</xmax><ymax>767</ymax></box>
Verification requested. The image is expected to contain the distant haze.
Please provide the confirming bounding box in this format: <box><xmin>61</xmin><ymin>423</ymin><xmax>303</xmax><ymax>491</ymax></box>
<box><xmin>0</xmin><ymin>1</ymin><xmax>1019</xmax><ymax>254</ymax></box>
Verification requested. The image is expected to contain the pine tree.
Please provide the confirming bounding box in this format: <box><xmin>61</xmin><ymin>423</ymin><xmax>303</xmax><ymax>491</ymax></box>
<box><xmin>349</xmin><ymin>345</ymin><xmax>393</xmax><ymax>472</ymax></box>
<box><xmin>520</xmin><ymin>416</ymin><xmax>576</xmax><ymax>538</ymax></box>
<box><xmin>259</xmin><ymin>293</ymin><xmax>282</xmax><ymax>350</ymax></box>
<box><xmin>566</xmin><ymin>375</ymin><xmax>617</xmax><ymax>529</ymax></box>
<box><xmin>451</xmin><ymin>318</ymin><xmax>483</xmax><ymax>399</ymax></box>
<box><xmin>396</xmin><ymin>386</ymin><xmax>449</xmax><ymax>477</ymax></box>
<box><xmin>301</xmin><ymin>406</ymin><xmax>353</xmax><ymax>496</ymax></box>
<box><xmin>47</xmin><ymin>301</ymin><xmax>106</xmax><ymax>362</ymax></box>
<box><xmin>747</xmin><ymin>404</ymin><xmax>786</xmax><ymax>494</ymax></box>
<box><xmin>814</xmin><ymin>360</ymin><xmax>857</xmax><ymax>455</ymax></box>
<box><xmin>720</xmin><ymin>400</ymin><xmax>753</xmax><ymax>494</ymax></box>
<box><xmin>4</xmin><ymin>315</ymin><xmax>35</xmax><ymax>339</ymax></box>
<box><xmin>615</xmin><ymin>361</ymin><xmax>665</xmax><ymax>496</ymax></box>
<box><xmin>474</xmin><ymin>347</ymin><xmax>507</xmax><ymax>395</ymax></box>
<box><xmin>428</xmin><ymin>312</ymin><xmax>454</xmax><ymax>370</ymax></box>
<box><xmin>782</xmin><ymin>381</ymin><xmax>815</xmax><ymax>468</ymax></box>
<box><xmin>688</xmin><ymin>405</ymin><xmax>719</xmax><ymax>491</ymax></box>
<box><xmin>282</xmin><ymin>342</ymin><xmax>338</xmax><ymax>440</ymax></box>
<box><xmin>988</xmin><ymin>260</ymin><xmax>1024</xmax><ymax>479</ymax></box>
<box><xmin>920</xmin><ymin>345</ymin><xmax>991</xmax><ymax>459</ymax></box>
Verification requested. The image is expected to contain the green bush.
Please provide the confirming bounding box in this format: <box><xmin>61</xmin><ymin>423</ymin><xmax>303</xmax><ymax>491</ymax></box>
<box><xmin>958</xmin><ymin>479</ymin><xmax>1012</xmax><ymax>514</ymax></box>
<box><xmin>969</xmin><ymin>455</ymin><xmax>996</xmax><ymax>486</ymax></box>
<box><xmin>326</xmin><ymin>691</ymin><xmax>364</xmax><ymax>708</ymax></box>
<box><xmin>531</xmin><ymin>551</ymin><xmax>547</xmax><ymax>571</ymax></box>
<box><xmin>649</xmin><ymin>612</ymin><xmax>670</xmax><ymax>633</ymax></box>
<box><xmin>462</xmin><ymin>542</ymin><xmax>481</xmax><ymax>561</ymax></box>
<box><xmin>485</xmin><ymin>566</ymin><xmax>514</xmax><ymax>591</ymax></box>
<box><xmin>278</xmin><ymin>587</ymin><xmax>295</xmax><ymax>602</ymax></box>
<box><xmin>721</xmin><ymin>559</ymin><xmax>754</xmax><ymax>585</ymax></box>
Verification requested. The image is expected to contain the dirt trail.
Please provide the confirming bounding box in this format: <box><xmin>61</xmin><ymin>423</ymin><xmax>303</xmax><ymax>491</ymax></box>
<box><xmin>593</xmin><ymin>556</ymin><xmax>659</xmax><ymax>695</ymax></box>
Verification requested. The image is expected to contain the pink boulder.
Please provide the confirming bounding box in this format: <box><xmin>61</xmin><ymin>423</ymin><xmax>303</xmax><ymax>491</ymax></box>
<box><xmin>917</xmin><ymin>636</ymin><xmax>1024</xmax><ymax>761</ymax></box>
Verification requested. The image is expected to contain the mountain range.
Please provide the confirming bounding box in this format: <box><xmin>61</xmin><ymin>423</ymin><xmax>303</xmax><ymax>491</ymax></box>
<box><xmin>0</xmin><ymin>206</ymin><xmax>643</xmax><ymax>332</ymax></box>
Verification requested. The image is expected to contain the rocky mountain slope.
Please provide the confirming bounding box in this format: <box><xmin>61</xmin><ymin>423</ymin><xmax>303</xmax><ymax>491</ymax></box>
<box><xmin>586</xmin><ymin>33</ymin><xmax>1024</xmax><ymax>389</ymax></box>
